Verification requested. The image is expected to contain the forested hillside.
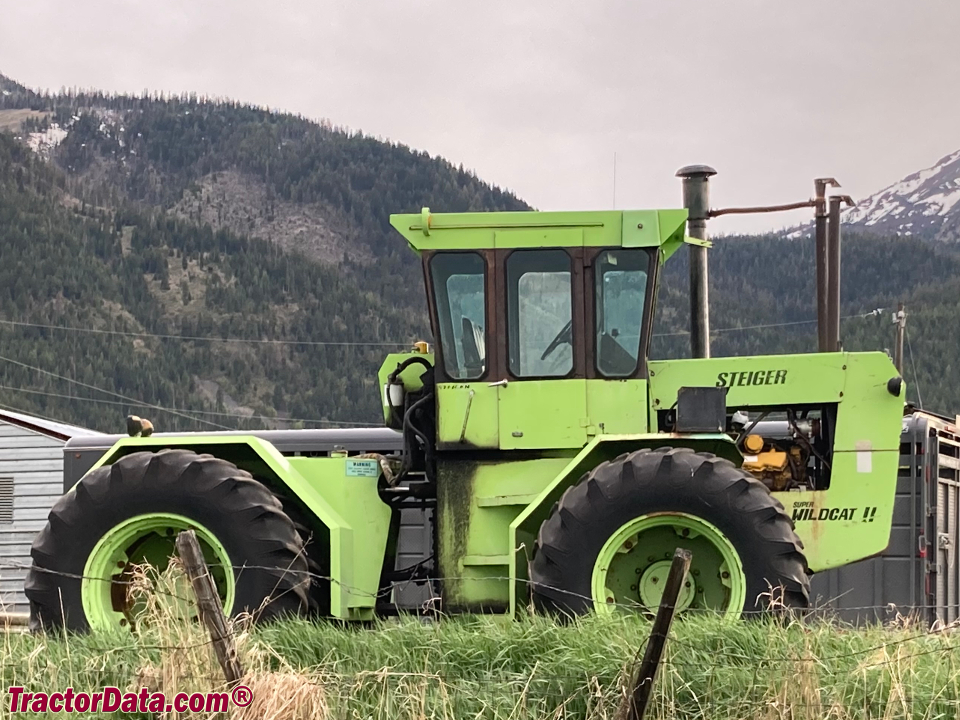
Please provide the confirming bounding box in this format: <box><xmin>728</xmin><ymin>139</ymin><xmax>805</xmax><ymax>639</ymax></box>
<box><xmin>0</xmin><ymin>74</ymin><xmax>959</xmax><ymax>432</ymax></box>
<box><xmin>0</xmin><ymin>80</ymin><xmax>528</xmax><ymax>311</ymax></box>
<box><xmin>0</xmin><ymin>132</ymin><xmax>425</xmax><ymax>430</ymax></box>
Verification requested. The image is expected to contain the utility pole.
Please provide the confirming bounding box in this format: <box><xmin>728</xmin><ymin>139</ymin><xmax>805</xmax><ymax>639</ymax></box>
<box><xmin>676</xmin><ymin>165</ymin><xmax>716</xmax><ymax>359</ymax></box>
<box><xmin>893</xmin><ymin>303</ymin><xmax>906</xmax><ymax>374</ymax></box>
<box><xmin>825</xmin><ymin>194</ymin><xmax>854</xmax><ymax>352</ymax></box>
<box><xmin>814</xmin><ymin>178</ymin><xmax>839</xmax><ymax>352</ymax></box>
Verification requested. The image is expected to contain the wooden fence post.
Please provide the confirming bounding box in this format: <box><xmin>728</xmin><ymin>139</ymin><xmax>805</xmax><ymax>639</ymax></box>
<box><xmin>176</xmin><ymin>529</ymin><xmax>243</xmax><ymax>687</ymax></box>
<box><xmin>625</xmin><ymin>547</ymin><xmax>692</xmax><ymax>720</ymax></box>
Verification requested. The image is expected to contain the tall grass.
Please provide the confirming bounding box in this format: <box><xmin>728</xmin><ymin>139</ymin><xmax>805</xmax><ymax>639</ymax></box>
<box><xmin>2</xmin><ymin>567</ymin><xmax>958</xmax><ymax>718</ymax></box>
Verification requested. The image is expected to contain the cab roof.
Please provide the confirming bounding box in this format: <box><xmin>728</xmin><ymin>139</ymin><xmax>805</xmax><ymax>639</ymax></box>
<box><xmin>389</xmin><ymin>208</ymin><xmax>698</xmax><ymax>261</ymax></box>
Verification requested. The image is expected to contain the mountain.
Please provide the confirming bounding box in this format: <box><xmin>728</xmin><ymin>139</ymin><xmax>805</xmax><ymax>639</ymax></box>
<box><xmin>842</xmin><ymin>149</ymin><xmax>960</xmax><ymax>241</ymax></box>
<box><xmin>0</xmin><ymin>73</ymin><xmax>528</xmax><ymax>432</ymax></box>
<box><xmin>0</xmin><ymin>72</ymin><xmax>959</xmax><ymax>432</ymax></box>
<box><xmin>0</xmin><ymin>75</ymin><xmax>529</xmax><ymax>312</ymax></box>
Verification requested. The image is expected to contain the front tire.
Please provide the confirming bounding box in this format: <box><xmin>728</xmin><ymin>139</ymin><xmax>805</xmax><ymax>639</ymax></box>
<box><xmin>26</xmin><ymin>449</ymin><xmax>311</xmax><ymax>632</ymax></box>
<box><xmin>529</xmin><ymin>447</ymin><xmax>809</xmax><ymax>617</ymax></box>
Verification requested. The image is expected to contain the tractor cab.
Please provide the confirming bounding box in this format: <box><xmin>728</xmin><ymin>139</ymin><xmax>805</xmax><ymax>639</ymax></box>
<box><xmin>385</xmin><ymin>208</ymin><xmax>692</xmax><ymax>451</ymax></box>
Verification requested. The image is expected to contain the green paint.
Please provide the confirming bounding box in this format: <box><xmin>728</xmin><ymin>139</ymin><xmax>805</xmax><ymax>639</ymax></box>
<box><xmin>498</xmin><ymin>379</ymin><xmax>587</xmax><ymax>449</ymax></box>
<box><xmin>436</xmin><ymin>456</ymin><xmax>573</xmax><ymax>608</ymax></box>
<box><xmin>378</xmin><ymin>351</ymin><xmax>433</xmax><ymax>425</ymax></box>
<box><xmin>437</xmin><ymin>382</ymin><xmax>499</xmax><ymax>448</ymax></box>
<box><xmin>590</xmin><ymin>513</ymin><xmax>746</xmax><ymax>617</ymax></box>
<box><xmin>585</xmin><ymin>379</ymin><xmax>649</xmax><ymax>435</ymax></box>
<box><xmin>72</xmin><ymin>207</ymin><xmax>905</xmax><ymax>622</ymax></box>
<box><xmin>507</xmin><ymin>433</ymin><xmax>737</xmax><ymax>614</ymax></box>
<box><xmin>87</xmin><ymin>438</ymin><xmax>392</xmax><ymax>621</ymax></box>
<box><xmin>82</xmin><ymin>513</ymin><xmax>234</xmax><ymax>632</ymax></box>
<box><xmin>288</xmin><ymin>456</ymin><xmax>393</xmax><ymax>619</ymax></box>
<box><xmin>649</xmin><ymin>351</ymin><xmax>903</xmax><ymax>571</ymax></box>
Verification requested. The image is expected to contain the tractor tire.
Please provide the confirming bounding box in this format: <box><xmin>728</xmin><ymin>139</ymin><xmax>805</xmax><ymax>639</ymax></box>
<box><xmin>270</xmin><ymin>490</ymin><xmax>330</xmax><ymax>617</ymax></box>
<box><xmin>529</xmin><ymin>447</ymin><xmax>809</xmax><ymax>618</ymax></box>
<box><xmin>25</xmin><ymin>449</ymin><xmax>310</xmax><ymax>633</ymax></box>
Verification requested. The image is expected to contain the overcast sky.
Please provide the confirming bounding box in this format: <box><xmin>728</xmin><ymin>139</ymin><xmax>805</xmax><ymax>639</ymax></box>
<box><xmin>2</xmin><ymin>0</ymin><xmax>958</xmax><ymax>233</ymax></box>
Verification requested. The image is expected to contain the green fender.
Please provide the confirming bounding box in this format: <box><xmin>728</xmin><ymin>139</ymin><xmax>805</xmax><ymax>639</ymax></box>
<box><xmin>80</xmin><ymin>436</ymin><xmax>359</xmax><ymax>619</ymax></box>
<box><xmin>507</xmin><ymin>433</ymin><xmax>740</xmax><ymax>615</ymax></box>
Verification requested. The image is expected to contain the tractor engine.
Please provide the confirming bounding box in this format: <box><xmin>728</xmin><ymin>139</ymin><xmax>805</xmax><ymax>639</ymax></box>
<box><xmin>732</xmin><ymin>412</ymin><xmax>829</xmax><ymax>492</ymax></box>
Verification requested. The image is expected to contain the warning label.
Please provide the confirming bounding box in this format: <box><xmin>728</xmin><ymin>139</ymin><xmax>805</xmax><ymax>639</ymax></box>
<box><xmin>345</xmin><ymin>459</ymin><xmax>380</xmax><ymax>478</ymax></box>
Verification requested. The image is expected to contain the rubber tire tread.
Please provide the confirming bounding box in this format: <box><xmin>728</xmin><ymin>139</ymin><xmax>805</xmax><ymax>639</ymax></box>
<box><xmin>25</xmin><ymin>449</ymin><xmax>310</xmax><ymax>632</ymax></box>
<box><xmin>269</xmin><ymin>489</ymin><xmax>330</xmax><ymax>617</ymax></box>
<box><xmin>528</xmin><ymin>447</ymin><xmax>810</xmax><ymax>617</ymax></box>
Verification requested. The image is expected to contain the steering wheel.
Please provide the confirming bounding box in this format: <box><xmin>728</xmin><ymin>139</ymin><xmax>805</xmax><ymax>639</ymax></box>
<box><xmin>540</xmin><ymin>320</ymin><xmax>573</xmax><ymax>361</ymax></box>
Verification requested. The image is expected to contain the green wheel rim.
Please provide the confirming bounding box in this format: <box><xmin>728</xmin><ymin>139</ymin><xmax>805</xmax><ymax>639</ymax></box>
<box><xmin>82</xmin><ymin>513</ymin><xmax>235</xmax><ymax>632</ymax></box>
<box><xmin>590</xmin><ymin>513</ymin><xmax>746</xmax><ymax>618</ymax></box>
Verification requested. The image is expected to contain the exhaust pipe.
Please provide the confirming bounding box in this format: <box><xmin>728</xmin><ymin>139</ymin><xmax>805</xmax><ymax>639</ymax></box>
<box><xmin>676</xmin><ymin>165</ymin><xmax>717</xmax><ymax>359</ymax></box>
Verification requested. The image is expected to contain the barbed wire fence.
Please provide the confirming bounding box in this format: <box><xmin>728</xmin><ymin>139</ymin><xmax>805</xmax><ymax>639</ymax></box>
<box><xmin>1</xmin><ymin>554</ymin><xmax>959</xmax><ymax>719</ymax></box>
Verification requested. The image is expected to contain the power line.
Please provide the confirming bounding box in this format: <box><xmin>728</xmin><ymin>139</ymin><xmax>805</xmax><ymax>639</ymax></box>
<box><xmin>651</xmin><ymin>310</ymin><xmax>885</xmax><ymax>339</ymax></box>
<box><xmin>1</xmin><ymin>311</ymin><xmax>884</xmax><ymax>345</ymax></box>
<box><xmin>0</xmin><ymin>353</ymin><xmax>232</xmax><ymax>431</ymax></box>
<box><xmin>0</xmin><ymin>384</ymin><xmax>371</xmax><ymax>427</ymax></box>
<box><xmin>0</xmin><ymin>318</ymin><xmax>410</xmax><ymax>347</ymax></box>
<box><xmin>0</xmin><ymin>399</ymin><xmax>93</xmax><ymax>429</ymax></box>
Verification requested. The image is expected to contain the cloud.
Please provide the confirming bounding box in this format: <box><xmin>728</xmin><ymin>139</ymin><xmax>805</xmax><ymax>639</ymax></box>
<box><xmin>2</xmin><ymin>0</ymin><xmax>958</xmax><ymax>233</ymax></box>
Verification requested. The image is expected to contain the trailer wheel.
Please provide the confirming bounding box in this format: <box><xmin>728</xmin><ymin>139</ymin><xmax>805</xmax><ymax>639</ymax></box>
<box><xmin>25</xmin><ymin>449</ymin><xmax>310</xmax><ymax>632</ymax></box>
<box><xmin>529</xmin><ymin>447</ymin><xmax>809</xmax><ymax>618</ymax></box>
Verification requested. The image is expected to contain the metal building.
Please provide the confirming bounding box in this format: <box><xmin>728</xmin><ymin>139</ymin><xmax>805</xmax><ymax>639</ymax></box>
<box><xmin>0</xmin><ymin>410</ymin><xmax>99</xmax><ymax>612</ymax></box>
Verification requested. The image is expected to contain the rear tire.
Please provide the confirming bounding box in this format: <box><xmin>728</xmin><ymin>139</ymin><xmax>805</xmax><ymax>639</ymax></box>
<box><xmin>529</xmin><ymin>447</ymin><xmax>809</xmax><ymax>617</ymax></box>
<box><xmin>26</xmin><ymin>449</ymin><xmax>310</xmax><ymax>632</ymax></box>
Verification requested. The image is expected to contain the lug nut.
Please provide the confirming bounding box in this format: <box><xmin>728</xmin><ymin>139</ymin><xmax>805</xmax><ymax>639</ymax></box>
<box><xmin>652</xmin><ymin>577</ymin><xmax>659</xmax><ymax>584</ymax></box>
<box><xmin>635</xmin><ymin>568</ymin><xmax>642</xmax><ymax>574</ymax></box>
<box><xmin>681</xmin><ymin>528</ymin><xmax>690</xmax><ymax>537</ymax></box>
<box><xmin>721</xmin><ymin>571</ymin><xmax>730</xmax><ymax>579</ymax></box>
<box><xmin>692</xmin><ymin>569</ymin><xmax>700</xmax><ymax>577</ymax></box>
<box><xmin>630</xmin><ymin>585</ymin><xmax>637</xmax><ymax>591</ymax></box>
<box><xmin>647</xmin><ymin>556</ymin><xmax>656</xmax><ymax>563</ymax></box>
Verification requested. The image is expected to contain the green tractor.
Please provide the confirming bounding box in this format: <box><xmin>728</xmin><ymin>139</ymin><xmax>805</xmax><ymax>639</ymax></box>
<box><xmin>26</xmin><ymin>206</ymin><xmax>905</xmax><ymax>631</ymax></box>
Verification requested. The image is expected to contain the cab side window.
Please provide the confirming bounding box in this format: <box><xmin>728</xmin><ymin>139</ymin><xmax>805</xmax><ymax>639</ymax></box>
<box><xmin>595</xmin><ymin>249</ymin><xmax>648</xmax><ymax>377</ymax></box>
<box><xmin>507</xmin><ymin>249</ymin><xmax>573</xmax><ymax>378</ymax></box>
<box><xmin>430</xmin><ymin>252</ymin><xmax>486</xmax><ymax>380</ymax></box>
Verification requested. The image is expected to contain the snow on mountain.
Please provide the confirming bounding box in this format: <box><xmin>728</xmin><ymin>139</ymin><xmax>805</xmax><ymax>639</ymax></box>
<box><xmin>842</xmin><ymin>149</ymin><xmax>960</xmax><ymax>241</ymax></box>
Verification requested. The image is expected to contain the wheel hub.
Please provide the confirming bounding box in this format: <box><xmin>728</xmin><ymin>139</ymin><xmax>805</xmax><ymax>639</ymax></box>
<box><xmin>82</xmin><ymin>513</ymin><xmax>234</xmax><ymax>632</ymax></box>
<box><xmin>591</xmin><ymin>512</ymin><xmax>746</xmax><ymax>618</ymax></box>
<box><xmin>638</xmin><ymin>559</ymin><xmax>696</xmax><ymax>611</ymax></box>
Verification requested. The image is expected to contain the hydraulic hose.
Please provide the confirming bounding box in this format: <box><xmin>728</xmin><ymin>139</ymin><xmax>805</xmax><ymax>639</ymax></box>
<box><xmin>387</xmin><ymin>356</ymin><xmax>433</xmax><ymax>383</ymax></box>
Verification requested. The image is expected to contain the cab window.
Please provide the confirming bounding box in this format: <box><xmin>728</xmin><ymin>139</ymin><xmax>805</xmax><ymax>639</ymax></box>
<box><xmin>430</xmin><ymin>252</ymin><xmax>486</xmax><ymax>380</ymax></box>
<box><xmin>595</xmin><ymin>249</ymin><xmax>648</xmax><ymax>377</ymax></box>
<box><xmin>507</xmin><ymin>249</ymin><xmax>573</xmax><ymax>378</ymax></box>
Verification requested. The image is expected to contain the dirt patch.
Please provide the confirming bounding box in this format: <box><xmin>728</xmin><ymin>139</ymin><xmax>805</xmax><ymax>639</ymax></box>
<box><xmin>0</xmin><ymin>109</ymin><xmax>48</xmax><ymax>132</ymax></box>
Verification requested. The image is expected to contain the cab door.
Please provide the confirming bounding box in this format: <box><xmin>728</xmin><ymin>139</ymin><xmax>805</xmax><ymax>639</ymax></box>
<box><xmin>492</xmin><ymin>242</ymin><xmax>588</xmax><ymax>450</ymax></box>
<box><xmin>429</xmin><ymin>251</ymin><xmax>501</xmax><ymax>449</ymax></box>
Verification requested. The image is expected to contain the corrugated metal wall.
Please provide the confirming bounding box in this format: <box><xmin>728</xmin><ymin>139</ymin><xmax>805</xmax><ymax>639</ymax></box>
<box><xmin>0</xmin><ymin>421</ymin><xmax>64</xmax><ymax>613</ymax></box>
